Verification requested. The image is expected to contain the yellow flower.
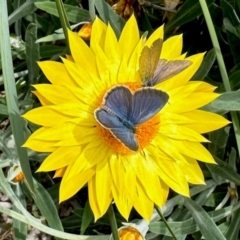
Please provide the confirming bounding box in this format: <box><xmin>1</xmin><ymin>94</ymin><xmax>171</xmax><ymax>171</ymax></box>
<box><xmin>78</xmin><ymin>23</ymin><xmax>92</xmax><ymax>40</ymax></box>
<box><xmin>22</xmin><ymin>15</ymin><xmax>229</xmax><ymax>221</ymax></box>
<box><xmin>118</xmin><ymin>226</ymin><xmax>144</xmax><ymax>240</ymax></box>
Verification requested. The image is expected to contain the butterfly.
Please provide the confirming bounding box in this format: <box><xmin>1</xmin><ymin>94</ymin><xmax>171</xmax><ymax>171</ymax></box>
<box><xmin>139</xmin><ymin>39</ymin><xmax>192</xmax><ymax>87</ymax></box>
<box><xmin>94</xmin><ymin>85</ymin><xmax>169</xmax><ymax>151</ymax></box>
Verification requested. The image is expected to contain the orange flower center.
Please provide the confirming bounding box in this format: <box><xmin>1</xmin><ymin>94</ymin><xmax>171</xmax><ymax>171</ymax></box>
<box><xmin>96</xmin><ymin>83</ymin><xmax>160</xmax><ymax>155</ymax></box>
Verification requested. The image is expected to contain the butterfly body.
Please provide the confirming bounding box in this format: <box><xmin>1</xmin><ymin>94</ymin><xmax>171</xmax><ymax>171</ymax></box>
<box><xmin>95</xmin><ymin>86</ymin><xmax>169</xmax><ymax>151</ymax></box>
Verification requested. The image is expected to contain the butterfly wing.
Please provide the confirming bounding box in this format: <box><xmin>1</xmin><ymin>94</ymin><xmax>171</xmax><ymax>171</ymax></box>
<box><xmin>131</xmin><ymin>88</ymin><xmax>169</xmax><ymax>125</ymax></box>
<box><xmin>150</xmin><ymin>59</ymin><xmax>192</xmax><ymax>86</ymax></box>
<box><xmin>139</xmin><ymin>39</ymin><xmax>163</xmax><ymax>84</ymax></box>
<box><xmin>103</xmin><ymin>85</ymin><xmax>133</xmax><ymax>120</ymax></box>
<box><xmin>95</xmin><ymin>108</ymin><xmax>138</xmax><ymax>151</ymax></box>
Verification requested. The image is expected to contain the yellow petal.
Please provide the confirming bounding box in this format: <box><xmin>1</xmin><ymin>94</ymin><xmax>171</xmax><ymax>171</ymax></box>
<box><xmin>60</xmin><ymin>168</ymin><xmax>95</xmax><ymax>202</ymax></box>
<box><xmin>33</xmin><ymin>84</ymin><xmax>81</xmax><ymax>105</ymax></box>
<box><xmin>68</xmin><ymin>30</ymin><xmax>97</xmax><ymax>75</ymax></box>
<box><xmin>145</xmin><ymin>25</ymin><xmax>164</xmax><ymax>47</ymax></box>
<box><xmin>182</xmin><ymin>110</ymin><xmax>230</xmax><ymax>133</ymax></box>
<box><xmin>53</xmin><ymin>167</ymin><xmax>66</xmax><ymax>178</ymax></box>
<box><xmin>37</xmin><ymin>146</ymin><xmax>81</xmax><ymax>172</ymax></box>
<box><xmin>119</xmin><ymin>14</ymin><xmax>139</xmax><ymax>61</ymax></box>
<box><xmin>23</xmin><ymin>104</ymin><xmax>90</xmax><ymax>126</ymax></box>
<box><xmin>174</xmin><ymin>140</ymin><xmax>216</xmax><ymax>163</ymax></box>
<box><xmin>23</xmin><ymin>138</ymin><xmax>57</xmax><ymax>152</ymax></box>
<box><xmin>38</xmin><ymin>61</ymin><xmax>76</xmax><ymax>86</ymax></box>
<box><xmin>90</xmin><ymin>17</ymin><xmax>107</xmax><ymax>52</ymax></box>
<box><xmin>32</xmin><ymin>91</ymin><xmax>52</xmax><ymax>106</ymax></box>
<box><xmin>161</xmin><ymin>34</ymin><xmax>183</xmax><ymax>60</ymax></box>
<box><xmin>88</xmin><ymin>174</ymin><xmax>101</xmax><ymax>220</ymax></box>
<box><xmin>111</xmin><ymin>182</ymin><xmax>132</xmax><ymax>220</ymax></box>
<box><xmin>165</xmin><ymin>92</ymin><xmax>219</xmax><ymax>113</ymax></box>
<box><xmin>133</xmin><ymin>182</ymin><xmax>154</xmax><ymax>222</ymax></box>
<box><xmin>95</xmin><ymin>161</ymin><xmax>112</xmax><ymax>217</ymax></box>
<box><xmin>160</xmin><ymin>124</ymin><xmax>209</xmax><ymax>142</ymax></box>
<box><xmin>150</xmin><ymin>152</ymin><xmax>190</xmax><ymax>196</ymax></box>
<box><xmin>178</xmin><ymin>157</ymin><xmax>205</xmax><ymax>184</ymax></box>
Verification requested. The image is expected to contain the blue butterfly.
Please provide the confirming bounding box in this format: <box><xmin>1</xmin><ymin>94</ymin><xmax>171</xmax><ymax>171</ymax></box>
<box><xmin>94</xmin><ymin>86</ymin><xmax>169</xmax><ymax>151</ymax></box>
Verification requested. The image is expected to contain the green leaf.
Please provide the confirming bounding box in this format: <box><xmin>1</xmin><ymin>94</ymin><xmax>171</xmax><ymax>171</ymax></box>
<box><xmin>0</xmin><ymin>0</ymin><xmax>34</xmax><ymax>192</ymax></box>
<box><xmin>183</xmin><ymin>198</ymin><xmax>226</xmax><ymax>240</ymax></box>
<box><xmin>12</xmin><ymin>185</ymin><xmax>28</xmax><ymax>240</ymax></box>
<box><xmin>8</xmin><ymin>0</ymin><xmax>36</xmax><ymax>25</ymax></box>
<box><xmin>207</xmin><ymin>157</ymin><xmax>240</xmax><ymax>185</ymax></box>
<box><xmin>40</xmin><ymin>45</ymin><xmax>65</xmax><ymax>58</ymax></box>
<box><xmin>221</xmin><ymin>0</ymin><xmax>240</xmax><ymax>64</ymax></box>
<box><xmin>8</xmin><ymin>0</ymin><xmax>47</xmax><ymax>25</ymax></box>
<box><xmin>81</xmin><ymin>200</ymin><xmax>94</xmax><ymax>234</ymax></box>
<box><xmin>36</xmin><ymin>33</ymin><xmax>65</xmax><ymax>43</ymax></box>
<box><xmin>32</xmin><ymin>179</ymin><xmax>63</xmax><ymax>237</ymax></box>
<box><xmin>191</xmin><ymin>49</ymin><xmax>216</xmax><ymax>80</ymax></box>
<box><xmin>0</xmin><ymin>103</ymin><xmax>8</xmax><ymax>115</ymax></box>
<box><xmin>25</xmin><ymin>22</ymin><xmax>40</xmax><ymax>85</ymax></box>
<box><xmin>35</xmin><ymin>2</ymin><xmax>91</xmax><ymax>23</ymax></box>
<box><xmin>62</xmin><ymin>214</ymin><xmax>82</xmax><ymax>229</ymax></box>
<box><xmin>225</xmin><ymin>209</ymin><xmax>240</xmax><ymax>240</ymax></box>
<box><xmin>208</xmin><ymin>127</ymin><xmax>230</xmax><ymax>159</ymax></box>
<box><xmin>93</xmin><ymin>0</ymin><xmax>125</xmax><ymax>38</ymax></box>
<box><xmin>230</xmin><ymin>69</ymin><xmax>240</xmax><ymax>90</ymax></box>
<box><xmin>149</xmin><ymin>200</ymin><xmax>240</xmax><ymax>236</ymax></box>
<box><xmin>165</xmin><ymin>0</ymin><xmax>214</xmax><ymax>35</ymax></box>
<box><xmin>203</xmin><ymin>91</ymin><xmax>240</xmax><ymax>114</ymax></box>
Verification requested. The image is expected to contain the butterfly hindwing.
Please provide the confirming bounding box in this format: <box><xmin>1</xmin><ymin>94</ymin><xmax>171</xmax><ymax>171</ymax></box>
<box><xmin>108</xmin><ymin>128</ymin><xmax>138</xmax><ymax>151</ymax></box>
<box><xmin>131</xmin><ymin>88</ymin><xmax>169</xmax><ymax>125</ymax></box>
<box><xmin>150</xmin><ymin>59</ymin><xmax>192</xmax><ymax>86</ymax></box>
<box><xmin>95</xmin><ymin>108</ymin><xmax>124</xmax><ymax>129</ymax></box>
<box><xmin>95</xmin><ymin>108</ymin><xmax>138</xmax><ymax>151</ymax></box>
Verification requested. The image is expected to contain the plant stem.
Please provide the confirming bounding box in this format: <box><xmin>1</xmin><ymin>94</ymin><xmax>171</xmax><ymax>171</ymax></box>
<box><xmin>199</xmin><ymin>0</ymin><xmax>240</xmax><ymax>155</ymax></box>
<box><xmin>55</xmin><ymin>0</ymin><xmax>70</xmax><ymax>53</ymax></box>
<box><xmin>107</xmin><ymin>204</ymin><xmax>120</xmax><ymax>240</ymax></box>
<box><xmin>155</xmin><ymin>206</ymin><xmax>177</xmax><ymax>240</ymax></box>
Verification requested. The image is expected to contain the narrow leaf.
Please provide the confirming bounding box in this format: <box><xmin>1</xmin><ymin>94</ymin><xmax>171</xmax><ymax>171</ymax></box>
<box><xmin>25</xmin><ymin>22</ymin><xmax>40</xmax><ymax>85</ymax></box>
<box><xmin>191</xmin><ymin>49</ymin><xmax>216</xmax><ymax>80</ymax></box>
<box><xmin>32</xmin><ymin>179</ymin><xmax>64</xmax><ymax>236</ymax></box>
<box><xmin>165</xmin><ymin>0</ymin><xmax>214</xmax><ymax>35</ymax></box>
<box><xmin>0</xmin><ymin>0</ymin><xmax>34</xmax><ymax>191</ymax></box>
<box><xmin>35</xmin><ymin>2</ymin><xmax>91</xmax><ymax>23</ymax></box>
<box><xmin>183</xmin><ymin>198</ymin><xmax>226</xmax><ymax>240</ymax></box>
<box><xmin>81</xmin><ymin>200</ymin><xmax>94</xmax><ymax>234</ymax></box>
<box><xmin>93</xmin><ymin>0</ymin><xmax>125</xmax><ymax>38</ymax></box>
<box><xmin>207</xmin><ymin>157</ymin><xmax>240</xmax><ymax>185</ymax></box>
<box><xmin>221</xmin><ymin>0</ymin><xmax>240</xmax><ymax>64</ymax></box>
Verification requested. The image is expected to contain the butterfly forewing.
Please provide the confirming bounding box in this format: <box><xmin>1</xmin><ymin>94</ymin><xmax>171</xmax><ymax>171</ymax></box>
<box><xmin>131</xmin><ymin>88</ymin><xmax>169</xmax><ymax>125</ymax></box>
<box><xmin>103</xmin><ymin>86</ymin><xmax>132</xmax><ymax>120</ymax></box>
<box><xmin>139</xmin><ymin>39</ymin><xmax>163</xmax><ymax>84</ymax></box>
<box><xmin>151</xmin><ymin>59</ymin><xmax>192</xmax><ymax>86</ymax></box>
